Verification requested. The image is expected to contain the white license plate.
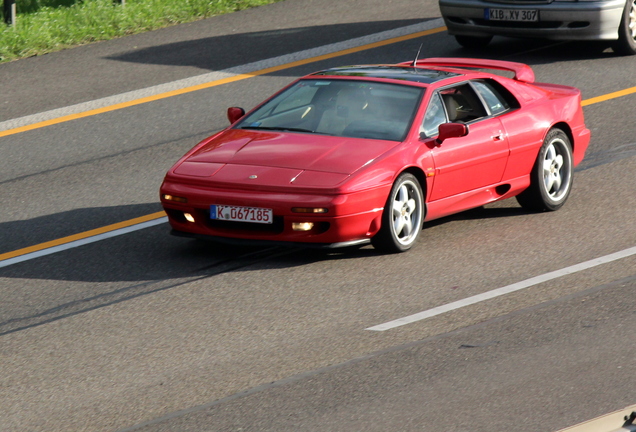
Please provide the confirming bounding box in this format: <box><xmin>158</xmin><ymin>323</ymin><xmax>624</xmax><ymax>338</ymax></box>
<box><xmin>210</xmin><ymin>205</ymin><xmax>273</xmax><ymax>224</ymax></box>
<box><xmin>486</xmin><ymin>8</ymin><xmax>538</xmax><ymax>22</ymax></box>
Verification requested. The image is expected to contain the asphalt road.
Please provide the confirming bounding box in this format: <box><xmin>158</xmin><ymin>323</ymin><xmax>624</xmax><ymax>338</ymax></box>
<box><xmin>1</xmin><ymin>0</ymin><xmax>635</xmax><ymax>431</ymax></box>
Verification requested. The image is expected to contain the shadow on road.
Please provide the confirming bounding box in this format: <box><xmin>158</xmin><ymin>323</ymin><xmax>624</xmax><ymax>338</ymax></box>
<box><xmin>0</xmin><ymin>201</ymin><xmax>530</xmax><ymax>284</ymax></box>
<box><xmin>107</xmin><ymin>18</ymin><xmax>621</xmax><ymax>74</ymax></box>
<box><xmin>0</xmin><ymin>199</ymin><xmax>529</xmax><ymax>336</ymax></box>
<box><xmin>106</xmin><ymin>19</ymin><xmax>431</xmax><ymax>72</ymax></box>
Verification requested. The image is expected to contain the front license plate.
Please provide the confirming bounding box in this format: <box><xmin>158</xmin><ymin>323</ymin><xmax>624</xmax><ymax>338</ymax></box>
<box><xmin>485</xmin><ymin>8</ymin><xmax>538</xmax><ymax>22</ymax></box>
<box><xmin>210</xmin><ymin>205</ymin><xmax>273</xmax><ymax>224</ymax></box>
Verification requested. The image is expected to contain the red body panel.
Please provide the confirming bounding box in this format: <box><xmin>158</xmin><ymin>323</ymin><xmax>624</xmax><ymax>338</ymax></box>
<box><xmin>428</xmin><ymin>116</ymin><xmax>509</xmax><ymax>201</ymax></box>
<box><xmin>185</xmin><ymin>129</ymin><xmax>400</xmax><ymax>176</ymax></box>
<box><xmin>160</xmin><ymin>58</ymin><xmax>590</xmax><ymax>247</ymax></box>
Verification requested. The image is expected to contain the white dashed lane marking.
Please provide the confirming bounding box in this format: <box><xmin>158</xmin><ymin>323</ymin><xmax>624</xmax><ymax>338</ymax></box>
<box><xmin>366</xmin><ymin>246</ymin><xmax>636</xmax><ymax>331</ymax></box>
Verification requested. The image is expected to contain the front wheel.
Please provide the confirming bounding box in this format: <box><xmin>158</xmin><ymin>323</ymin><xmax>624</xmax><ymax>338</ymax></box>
<box><xmin>613</xmin><ymin>0</ymin><xmax>636</xmax><ymax>55</ymax></box>
<box><xmin>516</xmin><ymin>129</ymin><xmax>573</xmax><ymax>212</ymax></box>
<box><xmin>371</xmin><ymin>173</ymin><xmax>424</xmax><ymax>253</ymax></box>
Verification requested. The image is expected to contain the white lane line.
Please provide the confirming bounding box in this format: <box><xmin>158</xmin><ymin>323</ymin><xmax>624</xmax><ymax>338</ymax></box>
<box><xmin>366</xmin><ymin>245</ymin><xmax>636</xmax><ymax>331</ymax></box>
<box><xmin>0</xmin><ymin>19</ymin><xmax>445</xmax><ymax>133</ymax></box>
<box><xmin>0</xmin><ymin>217</ymin><xmax>167</xmax><ymax>269</ymax></box>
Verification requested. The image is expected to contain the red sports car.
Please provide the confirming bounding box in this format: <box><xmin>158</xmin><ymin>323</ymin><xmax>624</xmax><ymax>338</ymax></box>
<box><xmin>160</xmin><ymin>58</ymin><xmax>590</xmax><ymax>253</ymax></box>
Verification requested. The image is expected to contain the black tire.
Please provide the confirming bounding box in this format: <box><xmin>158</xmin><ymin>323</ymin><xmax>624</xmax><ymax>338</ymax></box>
<box><xmin>455</xmin><ymin>35</ymin><xmax>493</xmax><ymax>49</ymax></box>
<box><xmin>613</xmin><ymin>0</ymin><xmax>636</xmax><ymax>55</ymax></box>
<box><xmin>516</xmin><ymin>129</ymin><xmax>573</xmax><ymax>212</ymax></box>
<box><xmin>371</xmin><ymin>173</ymin><xmax>424</xmax><ymax>253</ymax></box>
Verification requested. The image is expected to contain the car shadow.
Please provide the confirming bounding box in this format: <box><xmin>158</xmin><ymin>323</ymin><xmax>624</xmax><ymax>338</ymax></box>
<box><xmin>0</xmin><ymin>202</ymin><xmax>275</xmax><ymax>282</ymax></box>
<box><xmin>107</xmin><ymin>18</ymin><xmax>623</xmax><ymax>76</ymax></box>
<box><xmin>106</xmin><ymin>18</ymin><xmax>434</xmax><ymax>73</ymax></box>
<box><xmin>0</xmin><ymin>201</ymin><xmax>532</xmax><ymax>336</ymax></box>
<box><xmin>0</xmin><ymin>201</ymin><xmax>532</xmax><ymax>283</ymax></box>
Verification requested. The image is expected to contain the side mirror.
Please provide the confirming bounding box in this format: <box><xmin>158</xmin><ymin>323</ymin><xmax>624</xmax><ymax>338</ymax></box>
<box><xmin>436</xmin><ymin>122</ymin><xmax>468</xmax><ymax>145</ymax></box>
<box><xmin>227</xmin><ymin>107</ymin><xmax>245</xmax><ymax>124</ymax></box>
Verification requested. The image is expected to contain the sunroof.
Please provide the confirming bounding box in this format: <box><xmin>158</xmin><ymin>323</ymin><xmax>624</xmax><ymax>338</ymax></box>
<box><xmin>312</xmin><ymin>66</ymin><xmax>459</xmax><ymax>84</ymax></box>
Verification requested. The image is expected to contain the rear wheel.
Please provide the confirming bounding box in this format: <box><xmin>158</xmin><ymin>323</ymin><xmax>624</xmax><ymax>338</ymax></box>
<box><xmin>613</xmin><ymin>0</ymin><xmax>636</xmax><ymax>55</ymax></box>
<box><xmin>516</xmin><ymin>129</ymin><xmax>573</xmax><ymax>212</ymax></box>
<box><xmin>371</xmin><ymin>173</ymin><xmax>424</xmax><ymax>253</ymax></box>
<box><xmin>455</xmin><ymin>35</ymin><xmax>493</xmax><ymax>49</ymax></box>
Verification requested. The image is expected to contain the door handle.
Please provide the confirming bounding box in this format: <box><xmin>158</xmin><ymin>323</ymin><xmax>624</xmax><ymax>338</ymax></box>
<box><xmin>491</xmin><ymin>131</ymin><xmax>505</xmax><ymax>141</ymax></box>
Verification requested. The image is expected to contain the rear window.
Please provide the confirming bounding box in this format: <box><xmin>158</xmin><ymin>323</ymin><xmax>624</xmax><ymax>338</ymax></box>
<box><xmin>472</xmin><ymin>79</ymin><xmax>519</xmax><ymax>115</ymax></box>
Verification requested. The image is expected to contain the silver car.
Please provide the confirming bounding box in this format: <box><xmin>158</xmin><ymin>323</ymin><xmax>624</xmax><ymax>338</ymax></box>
<box><xmin>439</xmin><ymin>0</ymin><xmax>636</xmax><ymax>55</ymax></box>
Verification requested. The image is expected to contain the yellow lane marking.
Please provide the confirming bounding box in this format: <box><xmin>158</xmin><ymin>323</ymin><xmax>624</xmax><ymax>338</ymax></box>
<box><xmin>0</xmin><ymin>27</ymin><xmax>446</xmax><ymax>139</ymax></box>
<box><xmin>0</xmin><ymin>211</ymin><xmax>166</xmax><ymax>262</ymax></box>
<box><xmin>582</xmin><ymin>86</ymin><xmax>636</xmax><ymax>106</ymax></box>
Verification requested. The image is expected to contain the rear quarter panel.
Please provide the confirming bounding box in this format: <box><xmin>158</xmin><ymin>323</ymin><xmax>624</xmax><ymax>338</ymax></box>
<box><xmin>499</xmin><ymin>79</ymin><xmax>587</xmax><ymax>179</ymax></box>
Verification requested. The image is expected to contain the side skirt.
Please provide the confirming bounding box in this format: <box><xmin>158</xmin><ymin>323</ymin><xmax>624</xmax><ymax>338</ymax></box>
<box><xmin>424</xmin><ymin>175</ymin><xmax>530</xmax><ymax>222</ymax></box>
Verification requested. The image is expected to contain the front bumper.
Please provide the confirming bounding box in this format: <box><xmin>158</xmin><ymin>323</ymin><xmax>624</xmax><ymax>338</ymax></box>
<box><xmin>160</xmin><ymin>180</ymin><xmax>389</xmax><ymax>246</ymax></box>
<box><xmin>170</xmin><ymin>229</ymin><xmax>372</xmax><ymax>249</ymax></box>
<box><xmin>440</xmin><ymin>0</ymin><xmax>625</xmax><ymax>41</ymax></box>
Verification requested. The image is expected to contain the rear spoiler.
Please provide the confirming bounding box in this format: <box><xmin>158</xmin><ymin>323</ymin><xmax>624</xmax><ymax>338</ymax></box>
<box><xmin>402</xmin><ymin>57</ymin><xmax>535</xmax><ymax>83</ymax></box>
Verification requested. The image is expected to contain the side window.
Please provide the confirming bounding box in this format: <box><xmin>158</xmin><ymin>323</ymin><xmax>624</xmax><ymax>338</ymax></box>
<box><xmin>472</xmin><ymin>80</ymin><xmax>510</xmax><ymax>115</ymax></box>
<box><xmin>421</xmin><ymin>92</ymin><xmax>447</xmax><ymax>137</ymax></box>
<box><xmin>439</xmin><ymin>83</ymin><xmax>488</xmax><ymax>123</ymax></box>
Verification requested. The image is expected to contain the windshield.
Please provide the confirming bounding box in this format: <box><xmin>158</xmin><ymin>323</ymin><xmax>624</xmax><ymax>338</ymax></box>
<box><xmin>236</xmin><ymin>79</ymin><xmax>424</xmax><ymax>141</ymax></box>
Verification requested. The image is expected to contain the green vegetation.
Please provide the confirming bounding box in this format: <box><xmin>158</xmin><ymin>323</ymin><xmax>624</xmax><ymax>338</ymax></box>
<box><xmin>0</xmin><ymin>0</ymin><xmax>282</xmax><ymax>63</ymax></box>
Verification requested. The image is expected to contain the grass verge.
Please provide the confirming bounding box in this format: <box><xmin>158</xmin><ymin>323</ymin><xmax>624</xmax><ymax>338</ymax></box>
<box><xmin>0</xmin><ymin>0</ymin><xmax>282</xmax><ymax>63</ymax></box>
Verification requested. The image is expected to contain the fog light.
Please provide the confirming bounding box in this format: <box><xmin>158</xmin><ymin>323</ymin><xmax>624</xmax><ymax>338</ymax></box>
<box><xmin>184</xmin><ymin>212</ymin><xmax>195</xmax><ymax>223</ymax></box>
<box><xmin>162</xmin><ymin>194</ymin><xmax>188</xmax><ymax>203</ymax></box>
<box><xmin>291</xmin><ymin>207</ymin><xmax>328</xmax><ymax>213</ymax></box>
<box><xmin>292</xmin><ymin>222</ymin><xmax>314</xmax><ymax>231</ymax></box>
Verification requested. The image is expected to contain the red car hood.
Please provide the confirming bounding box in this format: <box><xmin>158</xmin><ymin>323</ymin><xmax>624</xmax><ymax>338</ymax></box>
<box><xmin>181</xmin><ymin>129</ymin><xmax>397</xmax><ymax>174</ymax></box>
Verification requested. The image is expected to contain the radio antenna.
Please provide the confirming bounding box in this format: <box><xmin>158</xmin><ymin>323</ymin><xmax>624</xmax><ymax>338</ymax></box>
<box><xmin>411</xmin><ymin>43</ymin><xmax>423</xmax><ymax>67</ymax></box>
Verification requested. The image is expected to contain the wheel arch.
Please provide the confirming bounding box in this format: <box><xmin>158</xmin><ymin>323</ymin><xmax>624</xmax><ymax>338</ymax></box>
<box><xmin>516</xmin><ymin>126</ymin><xmax>574</xmax><ymax>212</ymax></box>
<box><xmin>371</xmin><ymin>167</ymin><xmax>427</xmax><ymax>253</ymax></box>
<box><xmin>397</xmin><ymin>166</ymin><xmax>428</xmax><ymax>217</ymax></box>
<box><xmin>399</xmin><ymin>166</ymin><xmax>428</xmax><ymax>198</ymax></box>
<box><xmin>550</xmin><ymin>122</ymin><xmax>575</xmax><ymax>151</ymax></box>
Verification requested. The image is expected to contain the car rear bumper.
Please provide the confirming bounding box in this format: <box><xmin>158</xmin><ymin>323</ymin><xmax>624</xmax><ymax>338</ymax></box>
<box><xmin>440</xmin><ymin>0</ymin><xmax>626</xmax><ymax>41</ymax></box>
